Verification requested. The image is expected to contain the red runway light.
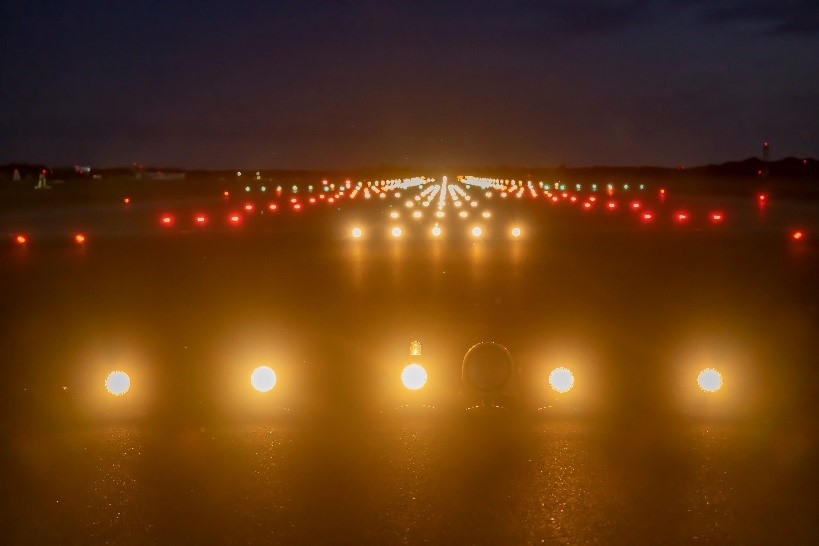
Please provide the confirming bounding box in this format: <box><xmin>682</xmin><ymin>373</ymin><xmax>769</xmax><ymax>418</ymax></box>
<box><xmin>244</xmin><ymin>203</ymin><xmax>254</xmax><ymax>212</ymax></box>
<box><xmin>642</xmin><ymin>212</ymin><xmax>654</xmax><ymax>221</ymax></box>
<box><xmin>74</xmin><ymin>233</ymin><xmax>86</xmax><ymax>244</ymax></box>
<box><xmin>631</xmin><ymin>201</ymin><xmax>641</xmax><ymax>210</ymax></box>
<box><xmin>607</xmin><ymin>201</ymin><xmax>617</xmax><ymax>210</ymax></box>
<box><xmin>268</xmin><ymin>203</ymin><xmax>278</xmax><ymax>211</ymax></box>
<box><xmin>160</xmin><ymin>214</ymin><xmax>174</xmax><ymax>226</ymax></box>
<box><xmin>675</xmin><ymin>212</ymin><xmax>688</xmax><ymax>222</ymax></box>
<box><xmin>15</xmin><ymin>234</ymin><xmax>27</xmax><ymax>245</ymax></box>
<box><xmin>758</xmin><ymin>193</ymin><xmax>767</xmax><ymax>202</ymax></box>
<box><xmin>123</xmin><ymin>197</ymin><xmax>131</xmax><ymax>205</ymax></box>
<box><xmin>293</xmin><ymin>203</ymin><xmax>302</xmax><ymax>211</ymax></box>
<box><xmin>309</xmin><ymin>197</ymin><xmax>316</xmax><ymax>203</ymax></box>
<box><xmin>583</xmin><ymin>202</ymin><xmax>592</xmax><ymax>210</ymax></box>
<box><xmin>792</xmin><ymin>230</ymin><xmax>804</xmax><ymax>241</ymax></box>
<box><xmin>194</xmin><ymin>214</ymin><xmax>207</xmax><ymax>225</ymax></box>
<box><xmin>710</xmin><ymin>212</ymin><xmax>724</xmax><ymax>222</ymax></box>
<box><xmin>228</xmin><ymin>213</ymin><xmax>241</xmax><ymax>224</ymax></box>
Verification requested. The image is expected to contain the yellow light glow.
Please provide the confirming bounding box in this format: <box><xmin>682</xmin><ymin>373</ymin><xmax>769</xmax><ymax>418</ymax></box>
<box><xmin>548</xmin><ymin>367</ymin><xmax>574</xmax><ymax>393</ymax></box>
<box><xmin>435</xmin><ymin>211</ymin><xmax>445</xmax><ymax>218</ymax></box>
<box><xmin>697</xmin><ymin>368</ymin><xmax>722</xmax><ymax>392</ymax></box>
<box><xmin>471</xmin><ymin>226</ymin><xmax>482</xmax><ymax>237</ymax></box>
<box><xmin>431</xmin><ymin>225</ymin><xmax>442</xmax><ymax>237</ymax></box>
<box><xmin>105</xmin><ymin>370</ymin><xmax>131</xmax><ymax>396</ymax></box>
<box><xmin>401</xmin><ymin>363</ymin><xmax>427</xmax><ymax>390</ymax></box>
<box><xmin>391</xmin><ymin>227</ymin><xmax>402</xmax><ymax>237</ymax></box>
<box><xmin>511</xmin><ymin>227</ymin><xmax>521</xmax><ymax>237</ymax></box>
<box><xmin>459</xmin><ymin>211</ymin><xmax>468</xmax><ymax>218</ymax></box>
<box><xmin>481</xmin><ymin>211</ymin><xmax>491</xmax><ymax>218</ymax></box>
<box><xmin>412</xmin><ymin>211</ymin><xmax>422</xmax><ymax>219</ymax></box>
<box><xmin>389</xmin><ymin>211</ymin><xmax>399</xmax><ymax>219</ymax></box>
<box><xmin>351</xmin><ymin>227</ymin><xmax>362</xmax><ymax>238</ymax></box>
<box><xmin>250</xmin><ymin>366</ymin><xmax>277</xmax><ymax>392</ymax></box>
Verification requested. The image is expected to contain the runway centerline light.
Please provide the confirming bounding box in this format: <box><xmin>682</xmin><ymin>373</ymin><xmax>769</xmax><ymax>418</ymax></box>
<box><xmin>697</xmin><ymin>368</ymin><xmax>722</xmax><ymax>392</ymax></box>
<box><xmin>548</xmin><ymin>367</ymin><xmax>575</xmax><ymax>393</ymax></box>
<box><xmin>431</xmin><ymin>225</ymin><xmax>442</xmax><ymax>237</ymax></box>
<box><xmin>351</xmin><ymin>227</ymin><xmax>362</xmax><ymax>238</ymax></box>
<box><xmin>511</xmin><ymin>227</ymin><xmax>521</xmax><ymax>237</ymax></box>
<box><xmin>471</xmin><ymin>226</ymin><xmax>482</xmax><ymax>237</ymax></box>
<box><xmin>105</xmin><ymin>370</ymin><xmax>130</xmax><ymax>396</ymax></box>
<box><xmin>391</xmin><ymin>227</ymin><xmax>402</xmax><ymax>238</ymax></box>
<box><xmin>401</xmin><ymin>363</ymin><xmax>427</xmax><ymax>391</ymax></box>
<box><xmin>250</xmin><ymin>366</ymin><xmax>277</xmax><ymax>392</ymax></box>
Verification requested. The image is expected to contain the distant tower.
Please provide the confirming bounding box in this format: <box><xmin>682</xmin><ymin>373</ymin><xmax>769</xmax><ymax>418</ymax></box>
<box><xmin>761</xmin><ymin>141</ymin><xmax>770</xmax><ymax>177</ymax></box>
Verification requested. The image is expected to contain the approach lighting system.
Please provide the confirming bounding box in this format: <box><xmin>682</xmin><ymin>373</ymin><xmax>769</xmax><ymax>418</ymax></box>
<box><xmin>351</xmin><ymin>227</ymin><xmax>362</xmax><ymax>238</ymax></box>
<box><xmin>105</xmin><ymin>370</ymin><xmax>131</xmax><ymax>396</ymax></box>
<box><xmin>401</xmin><ymin>364</ymin><xmax>427</xmax><ymax>391</ymax></box>
<box><xmin>548</xmin><ymin>367</ymin><xmax>575</xmax><ymax>393</ymax></box>
<box><xmin>391</xmin><ymin>227</ymin><xmax>402</xmax><ymax>238</ymax></box>
<box><xmin>250</xmin><ymin>366</ymin><xmax>277</xmax><ymax>392</ymax></box>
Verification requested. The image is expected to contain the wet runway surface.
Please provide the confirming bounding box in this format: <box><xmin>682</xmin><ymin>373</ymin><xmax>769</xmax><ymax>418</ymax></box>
<box><xmin>2</xmin><ymin>180</ymin><xmax>819</xmax><ymax>543</ymax></box>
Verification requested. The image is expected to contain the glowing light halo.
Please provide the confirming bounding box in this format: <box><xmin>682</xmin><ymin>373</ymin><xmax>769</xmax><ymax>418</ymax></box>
<box><xmin>250</xmin><ymin>366</ymin><xmax>277</xmax><ymax>392</ymax></box>
<box><xmin>105</xmin><ymin>370</ymin><xmax>131</xmax><ymax>396</ymax></box>
<box><xmin>697</xmin><ymin>368</ymin><xmax>722</xmax><ymax>392</ymax></box>
<box><xmin>401</xmin><ymin>363</ymin><xmax>427</xmax><ymax>391</ymax></box>
<box><xmin>351</xmin><ymin>227</ymin><xmax>362</xmax><ymax>238</ymax></box>
<box><xmin>548</xmin><ymin>367</ymin><xmax>575</xmax><ymax>393</ymax></box>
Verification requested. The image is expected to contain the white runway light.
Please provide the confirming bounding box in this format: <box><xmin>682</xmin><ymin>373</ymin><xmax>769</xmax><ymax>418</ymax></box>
<box><xmin>105</xmin><ymin>370</ymin><xmax>131</xmax><ymax>396</ymax></box>
<box><xmin>471</xmin><ymin>226</ymin><xmax>482</xmax><ymax>237</ymax></box>
<box><xmin>697</xmin><ymin>368</ymin><xmax>722</xmax><ymax>392</ymax></box>
<box><xmin>351</xmin><ymin>227</ymin><xmax>362</xmax><ymax>238</ymax></box>
<box><xmin>548</xmin><ymin>367</ymin><xmax>574</xmax><ymax>393</ymax></box>
<box><xmin>251</xmin><ymin>366</ymin><xmax>277</xmax><ymax>392</ymax></box>
<box><xmin>401</xmin><ymin>363</ymin><xmax>427</xmax><ymax>390</ymax></box>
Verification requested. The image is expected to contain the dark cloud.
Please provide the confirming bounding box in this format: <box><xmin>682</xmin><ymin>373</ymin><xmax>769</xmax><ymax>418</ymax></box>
<box><xmin>677</xmin><ymin>0</ymin><xmax>819</xmax><ymax>35</ymax></box>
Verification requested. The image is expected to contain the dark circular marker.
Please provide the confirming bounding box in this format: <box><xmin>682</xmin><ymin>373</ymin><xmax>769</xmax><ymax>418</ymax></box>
<box><xmin>462</xmin><ymin>342</ymin><xmax>513</xmax><ymax>392</ymax></box>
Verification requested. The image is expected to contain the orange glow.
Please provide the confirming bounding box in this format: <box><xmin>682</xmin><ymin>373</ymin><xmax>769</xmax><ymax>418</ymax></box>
<box><xmin>15</xmin><ymin>234</ymin><xmax>27</xmax><ymax>245</ymax></box>
<box><xmin>123</xmin><ymin>197</ymin><xmax>131</xmax><ymax>205</ymax></box>
<box><xmin>74</xmin><ymin>233</ymin><xmax>86</xmax><ymax>244</ymax></box>
<box><xmin>293</xmin><ymin>203</ymin><xmax>302</xmax><ymax>210</ymax></box>
<box><xmin>160</xmin><ymin>214</ymin><xmax>173</xmax><ymax>226</ymax></box>
<box><xmin>792</xmin><ymin>230</ymin><xmax>804</xmax><ymax>241</ymax></box>
<box><xmin>758</xmin><ymin>193</ymin><xmax>766</xmax><ymax>202</ymax></box>
<box><xmin>223</xmin><ymin>191</ymin><xmax>229</xmax><ymax>197</ymax></box>
<box><xmin>583</xmin><ymin>202</ymin><xmax>592</xmax><ymax>210</ymax></box>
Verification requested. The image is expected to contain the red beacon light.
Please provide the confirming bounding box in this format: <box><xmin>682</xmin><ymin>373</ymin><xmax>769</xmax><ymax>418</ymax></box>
<box><xmin>583</xmin><ymin>202</ymin><xmax>592</xmax><ymax>210</ymax></box>
<box><xmin>710</xmin><ymin>212</ymin><xmax>724</xmax><ymax>223</ymax></box>
<box><xmin>293</xmin><ymin>203</ymin><xmax>302</xmax><ymax>211</ymax></box>
<box><xmin>123</xmin><ymin>197</ymin><xmax>131</xmax><ymax>205</ymax></box>
<box><xmin>15</xmin><ymin>234</ymin><xmax>28</xmax><ymax>245</ymax></box>
<box><xmin>758</xmin><ymin>193</ymin><xmax>767</xmax><ymax>203</ymax></box>
<box><xmin>792</xmin><ymin>230</ymin><xmax>804</xmax><ymax>241</ymax></box>
<box><xmin>74</xmin><ymin>233</ymin><xmax>86</xmax><ymax>244</ymax></box>
<box><xmin>160</xmin><ymin>214</ymin><xmax>174</xmax><ymax>227</ymax></box>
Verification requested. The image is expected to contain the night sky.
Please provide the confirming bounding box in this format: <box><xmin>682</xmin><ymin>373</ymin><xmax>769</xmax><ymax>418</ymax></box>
<box><xmin>1</xmin><ymin>1</ymin><xmax>817</xmax><ymax>169</ymax></box>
